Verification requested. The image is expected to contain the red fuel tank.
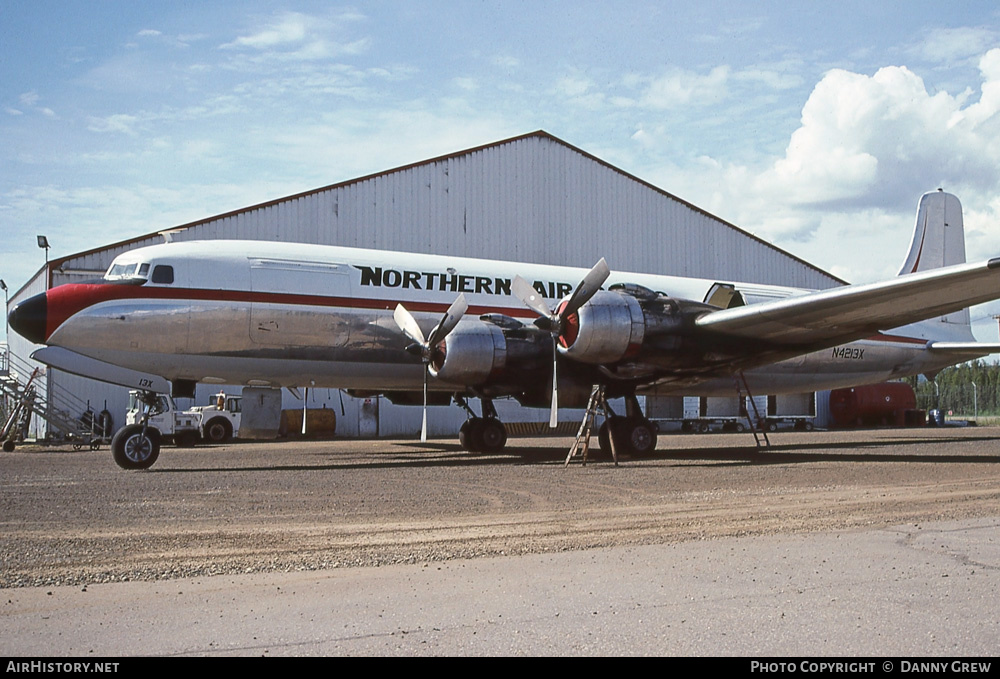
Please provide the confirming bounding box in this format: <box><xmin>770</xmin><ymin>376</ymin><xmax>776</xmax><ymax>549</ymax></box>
<box><xmin>829</xmin><ymin>382</ymin><xmax>917</xmax><ymax>428</ymax></box>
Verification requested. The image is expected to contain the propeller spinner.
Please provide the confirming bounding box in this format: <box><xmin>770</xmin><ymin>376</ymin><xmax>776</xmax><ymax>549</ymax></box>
<box><xmin>393</xmin><ymin>293</ymin><xmax>468</xmax><ymax>442</ymax></box>
<box><xmin>512</xmin><ymin>258</ymin><xmax>610</xmax><ymax>427</ymax></box>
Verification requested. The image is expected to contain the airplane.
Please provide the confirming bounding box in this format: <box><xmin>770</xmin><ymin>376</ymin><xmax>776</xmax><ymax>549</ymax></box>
<box><xmin>8</xmin><ymin>190</ymin><xmax>1000</xmax><ymax>469</ymax></box>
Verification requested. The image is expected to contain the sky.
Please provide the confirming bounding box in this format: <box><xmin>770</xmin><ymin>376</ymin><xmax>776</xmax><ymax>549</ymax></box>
<box><xmin>4</xmin><ymin>1</ymin><xmax>1000</xmax><ymax>343</ymax></box>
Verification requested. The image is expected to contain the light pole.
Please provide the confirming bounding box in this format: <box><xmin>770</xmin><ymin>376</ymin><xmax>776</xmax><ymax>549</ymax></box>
<box><xmin>37</xmin><ymin>235</ymin><xmax>49</xmax><ymax>265</ymax></box>
<box><xmin>1</xmin><ymin>279</ymin><xmax>7</xmax><ymax>341</ymax></box>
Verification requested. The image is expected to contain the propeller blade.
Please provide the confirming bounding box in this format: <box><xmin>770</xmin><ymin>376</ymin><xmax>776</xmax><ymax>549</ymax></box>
<box><xmin>561</xmin><ymin>258</ymin><xmax>610</xmax><ymax>318</ymax></box>
<box><xmin>549</xmin><ymin>340</ymin><xmax>559</xmax><ymax>428</ymax></box>
<box><xmin>426</xmin><ymin>293</ymin><xmax>468</xmax><ymax>348</ymax></box>
<box><xmin>421</xmin><ymin>366</ymin><xmax>428</xmax><ymax>442</ymax></box>
<box><xmin>301</xmin><ymin>387</ymin><xmax>308</xmax><ymax>436</ymax></box>
<box><xmin>512</xmin><ymin>275</ymin><xmax>554</xmax><ymax>320</ymax></box>
<box><xmin>393</xmin><ymin>303</ymin><xmax>426</xmax><ymax>346</ymax></box>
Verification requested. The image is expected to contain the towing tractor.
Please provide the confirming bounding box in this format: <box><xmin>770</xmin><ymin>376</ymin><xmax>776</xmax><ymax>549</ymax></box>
<box><xmin>117</xmin><ymin>390</ymin><xmax>242</xmax><ymax>468</ymax></box>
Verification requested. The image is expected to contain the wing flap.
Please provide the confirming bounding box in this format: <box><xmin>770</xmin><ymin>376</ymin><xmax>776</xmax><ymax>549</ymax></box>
<box><xmin>695</xmin><ymin>258</ymin><xmax>1000</xmax><ymax>345</ymax></box>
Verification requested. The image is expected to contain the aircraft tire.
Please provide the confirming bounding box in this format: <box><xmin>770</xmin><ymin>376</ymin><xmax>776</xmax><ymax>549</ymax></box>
<box><xmin>620</xmin><ymin>417</ymin><xmax>657</xmax><ymax>456</ymax></box>
<box><xmin>477</xmin><ymin>419</ymin><xmax>508</xmax><ymax>454</ymax></box>
<box><xmin>598</xmin><ymin>421</ymin><xmax>612</xmax><ymax>455</ymax></box>
<box><xmin>459</xmin><ymin>418</ymin><xmax>481</xmax><ymax>452</ymax></box>
<box><xmin>111</xmin><ymin>425</ymin><xmax>161</xmax><ymax>470</ymax></box>
<box><xmin>2</xmin><ymin>440</ymin><xmax>15</xmax><ymax>453</ymax></box>
<box><xmin>203</xmin><ymin>418</ymin><xmax>233</xmax><ymax>443</ymax></box>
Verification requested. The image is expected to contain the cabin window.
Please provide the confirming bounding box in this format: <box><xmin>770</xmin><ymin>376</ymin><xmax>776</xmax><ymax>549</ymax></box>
<box><xmin>151</xmin><ymin>265</ymin><xmax>174</xmax><ymax>284</ymax></box>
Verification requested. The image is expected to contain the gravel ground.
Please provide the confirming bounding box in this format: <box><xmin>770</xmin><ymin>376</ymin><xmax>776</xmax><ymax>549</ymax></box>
<box><xmin>2</xmin><ymin>426</ymin><xmax>999</xmax><ymax>589</ymax></box>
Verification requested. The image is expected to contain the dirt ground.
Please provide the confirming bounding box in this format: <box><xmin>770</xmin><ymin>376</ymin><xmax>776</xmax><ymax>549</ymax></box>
<box><xmin>2</xmin><ymin>426</ymin><xmax>999</xmax><ymax>588</ymax></box>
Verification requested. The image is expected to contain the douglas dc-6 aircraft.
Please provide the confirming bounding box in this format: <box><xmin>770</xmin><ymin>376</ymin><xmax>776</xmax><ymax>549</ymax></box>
<box><xmin>9</xmin><ymin>190</ymin><xmax>1000</xmax><ymax>469</ymax></box>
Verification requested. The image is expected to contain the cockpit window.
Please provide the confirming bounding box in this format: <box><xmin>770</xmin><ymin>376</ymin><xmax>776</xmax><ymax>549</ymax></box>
<box><xmin>151</xmin><ymin>265</ymin><xmax>174</xmax><ymax>284</ymax></box>
<box><xmin>106</xmin><ymin>262</ymin><xmax>138</xmax><ymax>279</ymax></box>
<box><xmin>138</xmin><ymin>263</ymin><xmax>150</xmax><ymax>277</ymax></box>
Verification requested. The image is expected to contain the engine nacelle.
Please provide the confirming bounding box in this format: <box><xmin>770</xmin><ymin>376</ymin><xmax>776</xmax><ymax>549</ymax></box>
<box><xmin>557</xmin><ymin>290</ymin><xmax>646</xmax><ymax>364</ymax></box>
<box><xmin>429</xmin><ymin>321</ymin><xmax>507</xmax><ymax>385</ymax></box>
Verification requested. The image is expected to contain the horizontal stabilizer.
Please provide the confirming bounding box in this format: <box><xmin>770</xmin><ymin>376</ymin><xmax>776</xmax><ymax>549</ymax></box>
<box><xmin>927</xmin><ymin>341</ymin><xmax>1000</xmax><ymax>354</ymax></box>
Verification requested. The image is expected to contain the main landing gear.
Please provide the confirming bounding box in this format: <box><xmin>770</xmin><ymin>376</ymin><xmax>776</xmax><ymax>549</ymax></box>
<box><xmin>569</xmin><ymin>389</ymin><xmax>658</xmax><ymax>464</ymax></box>
<box><xmin>455</xmin><ymin>396</ymin><xmax>508</xmax><ymax>454</ymax></box>
<box><xmin>598</xmin><ymin>393</ymin><xmax>658</xmax><ymax>457</ymax></box>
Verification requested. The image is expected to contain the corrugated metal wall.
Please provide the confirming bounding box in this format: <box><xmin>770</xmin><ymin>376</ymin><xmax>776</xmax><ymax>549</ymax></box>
<box><xmin>24</xmin><ymin>131</ymin><xmax>840</xmax><ymax>438</ymax></box>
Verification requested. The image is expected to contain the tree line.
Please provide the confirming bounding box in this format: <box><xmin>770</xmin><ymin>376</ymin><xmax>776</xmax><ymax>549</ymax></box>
<box><xmin>903</xmin><ymin>360</ymin><xmax>1000</xmax><ymax>416</ymax></box>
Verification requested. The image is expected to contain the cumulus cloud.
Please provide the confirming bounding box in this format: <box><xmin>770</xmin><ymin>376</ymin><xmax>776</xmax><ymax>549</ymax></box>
<box><xmin>636</xmin><ymin>49</ymin><xmax>1000</xmax><ymax>285</ymax></box>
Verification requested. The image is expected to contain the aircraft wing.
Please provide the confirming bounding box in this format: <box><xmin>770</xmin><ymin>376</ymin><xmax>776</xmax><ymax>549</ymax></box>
<box><xmin>695</xmin><ymin>257</ymin><xmax>1000</xmax><ymax>346</ymax></box>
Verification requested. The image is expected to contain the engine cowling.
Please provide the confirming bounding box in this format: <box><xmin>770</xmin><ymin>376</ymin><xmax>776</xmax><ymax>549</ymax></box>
<box><xmin>429</xmin><ymin>321</ymin><xmax>507</xmax><ymax>385</ymax></box>
<box><xmin>557</xmin><ymin>290</ymin><xmax>646</xmax><ymax>364</ymax></box>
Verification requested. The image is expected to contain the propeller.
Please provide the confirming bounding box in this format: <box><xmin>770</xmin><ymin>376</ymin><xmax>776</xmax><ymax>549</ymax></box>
<box><xmin>512</xmin><ymin>258</ymin><xmax>610</xmax><ymax>427</ymax></box>
<box><xmin>393</xmin><ymin>293</ymin><xmax>469</xmax><ymax>441</ymax></box>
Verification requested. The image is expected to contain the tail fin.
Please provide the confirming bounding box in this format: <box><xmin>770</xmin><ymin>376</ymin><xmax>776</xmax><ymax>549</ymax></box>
<box><xmin>898</xmin><ymin>190</ymin><xmax>966</xmax><ymax>275</ymax></box>
<box><xmin>899</xmin><ymin>190</ymin><xmax>970</xmax><ymax>328</ymax></box>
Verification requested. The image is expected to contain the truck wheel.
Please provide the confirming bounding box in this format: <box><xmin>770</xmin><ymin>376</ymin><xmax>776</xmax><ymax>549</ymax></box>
<box><xmin>111</xmin><ymin>425</ymin><xmax>161</xmax><ymax>470</ymax></box>
<box><xmin>203</xmin><ymin>418</ymin><xmax>233</xmax><ymax>443</ymax></box>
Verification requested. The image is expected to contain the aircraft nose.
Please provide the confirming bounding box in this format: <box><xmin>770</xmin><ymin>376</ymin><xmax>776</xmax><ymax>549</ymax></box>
<box><xmin>8</xmin><ymin>292</ymin><xmax>48</xmax><ymax>344</ymax></box>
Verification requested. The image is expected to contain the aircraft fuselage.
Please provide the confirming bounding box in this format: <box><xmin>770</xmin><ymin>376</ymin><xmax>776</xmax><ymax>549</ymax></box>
<box><xmin>9</xmin><ymin>240</ymin><xmax>979</xmax><ymax>402</ymax></box>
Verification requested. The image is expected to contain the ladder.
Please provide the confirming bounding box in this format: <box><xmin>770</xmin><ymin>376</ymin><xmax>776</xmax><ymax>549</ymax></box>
<box><xmin>734</xmin><ymin>372</ymin><xmax>770</xmax><ymax>449</ymax></box>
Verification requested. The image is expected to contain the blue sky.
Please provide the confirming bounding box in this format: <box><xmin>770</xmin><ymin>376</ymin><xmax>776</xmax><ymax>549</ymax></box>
<box><xmin>4</xmin><ymin>1</ymin><xmax>1000</xmax><ymax>342</ymax></box>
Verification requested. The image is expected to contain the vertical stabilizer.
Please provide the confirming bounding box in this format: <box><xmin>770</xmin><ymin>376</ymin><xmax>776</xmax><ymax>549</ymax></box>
<box><xmin>898</xmin><ymin>190</ymin><xmax>966</xmax><ymax>275</ymax></box>
<box><xmin>898</xmin><ymin>190</ymin><xmax>970</xmax><ymax>328</ymax></box>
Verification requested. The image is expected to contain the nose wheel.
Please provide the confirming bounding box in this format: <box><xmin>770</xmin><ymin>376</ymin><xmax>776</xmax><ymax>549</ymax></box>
<box><xmin>111</xmin><ymin>424</ymin><xmax>161</xmax><ymax>470</ymax></box>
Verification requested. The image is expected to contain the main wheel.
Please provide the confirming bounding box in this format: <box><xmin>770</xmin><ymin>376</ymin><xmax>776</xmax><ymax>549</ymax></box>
<box><xmin>598</xmin><ymin>421</ymin><xmax>612</xmax><ymax>454</ymax></box>
<box><xmin>477</xmin><ymin>419</ymin><xmax>508</xmax><ymax>454</ymax></box>
<box><xmin>620</xmin><ymin>418</ymin><xmax>657</xmax><ymax>456</ymax></box>
<box><xmin>203</xmin><ymin>417</ymin><xmax>233</xmax><ymax>443</ymax></box>
<box><xmin>111</xmin><ymin>425</ymin><xmax>161</xmax><ymax>470</ymax></box>
<box><xmin>459</xmin><ymin>418</ymin><xmax>481</xmax><ymax>452</ymax></box>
